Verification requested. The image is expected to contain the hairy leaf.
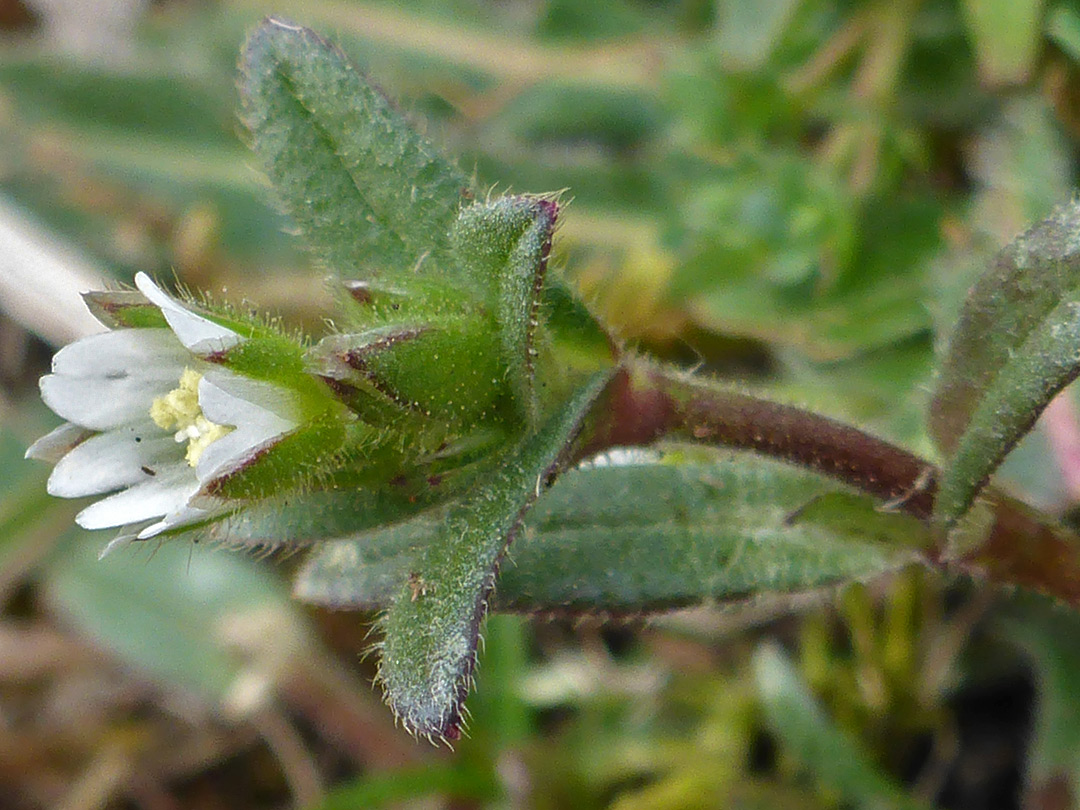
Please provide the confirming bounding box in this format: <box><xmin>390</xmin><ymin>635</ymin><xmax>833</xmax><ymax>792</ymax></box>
<box><xmin>452</xmin><ymin>196</ymin><xmax>558</xmax><ymax>422</ymax></box>
<box><xmin>295</xmin><ymin>456</ymin><xmax>924</xmax><ymax>613</ymax></box>
<box><xmin>239</xmin><ymin>18</ymin><xmax>473</xmax><ymax>285</ymax></box>
<box><xmin>376</xmin><ymin>372</ymin><xmax>610</xmax><ymax>738</ymax></box>
<box><xmin>931</xmin><ymin>201</ymin><xmax>1080</xmax><ymax>527</ymax></box>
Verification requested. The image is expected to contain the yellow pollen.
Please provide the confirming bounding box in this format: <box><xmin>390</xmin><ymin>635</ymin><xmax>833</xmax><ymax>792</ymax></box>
<box><xmin>150</xmin><ymin>368</ymin><xmax>233</xmax><ymax>467</ymax></box>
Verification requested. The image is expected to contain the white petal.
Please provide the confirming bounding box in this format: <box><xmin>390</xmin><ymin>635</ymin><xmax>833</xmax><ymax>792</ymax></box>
<box><xmin>194</xmin><ymin>372</ymin><xmax>298</xmax><ymax>482</ymax></box>
<box><xmin>48</xmin><ymin>421</ymin><xmax>178</xmax><ymax>497</ymax></box>
<box><xmin>75</xmin><ymin>463</ymin><xmax>198</xmax><ymax>530</ymax></box>
<box><xmin>25</xmin><ymin>423</ymin><xmax>92</xmax><ymax>462</ymax></box>
<box><xmin>137</xmin><ymin>502</ymin><xmax>221</xmax><ymax>539</ymax></box>
<box><xmin>98</xmin><ymin>532</ymin><xmax>140</xmax><ymax>559</ymax></box>
<box><xmin>134</xmin><ymin>273</ymin><xmax>244</xmax><ymax>355</ymax></box>
<box><xmin>50</xmin><ymin>327</ymin><xmax>186</xmax><ymax>376</ymax></box>
<box><xmin>41</xmin><ymin>330</ymin><xmax>188</xmax><ymax>429</ymax></box>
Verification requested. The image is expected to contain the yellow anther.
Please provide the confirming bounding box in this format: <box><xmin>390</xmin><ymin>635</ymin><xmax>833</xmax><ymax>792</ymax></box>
<box><xmin>151</xmin><ymin>368</ymin><xmax>233</xmax><ymax>467</ymax></box>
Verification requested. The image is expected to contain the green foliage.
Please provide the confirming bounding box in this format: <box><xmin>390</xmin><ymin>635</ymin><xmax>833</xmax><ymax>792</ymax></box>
<box><xmin>296</xmin><ymin>455</ymin><xmax>923</xmax><ymax>612</ymax></box>
<box><xmin>999</xmin><ymin>595</ymin><xmax>1080</xmax><ymax>803</ymax></box>
<box><xmin>932</xmin><ymin>201</ymin><xmax>1080</xmax><ymax>528</ymax></box>
<box><xmin>239</xmin><ymin>18</ymin><xmax>472</xmax><ymax>282</ymax></box>
<box><xmin>960</xmin><ymin>0</ymin><xmax>1045</xmax><ymax>85</ymax></box>
<box><xmin>43</xmin><ymin>533</ymin><xmax>313</xmax><ymax>708</ymax></box>
<box><xmin>376</xmin><ymin>372</ymin><xmax>609</xmax><ymax>738</ymax></box>
<box><xmin>16</xmin><ymin>1</ymin><xmax>1080</xmax><ymax>804</ymax></box>
<box><xmin>754</xmin><ymin>642</ymin><xmax>930</xmax><ymax>810</ymax></box>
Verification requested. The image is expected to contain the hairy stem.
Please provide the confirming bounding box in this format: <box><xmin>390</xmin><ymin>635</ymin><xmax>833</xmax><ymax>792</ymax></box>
<box><xmin>584</xmin><ymin>360</ymin><xmax>1080</xmax><ymax>607</ymax></box>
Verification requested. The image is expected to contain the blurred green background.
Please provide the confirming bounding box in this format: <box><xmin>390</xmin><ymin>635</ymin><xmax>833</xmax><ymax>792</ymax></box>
<box><xmin>3</xmin><ymin>0</ymin><xmax>1080</xmax><ymax>807</ymax></box>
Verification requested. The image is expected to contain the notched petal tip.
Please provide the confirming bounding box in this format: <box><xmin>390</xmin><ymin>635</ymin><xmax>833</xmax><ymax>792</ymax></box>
<box><xmin>134</xmin><ymin>272</ymin><xmax>245</xmax><ymax>356</ymax></box>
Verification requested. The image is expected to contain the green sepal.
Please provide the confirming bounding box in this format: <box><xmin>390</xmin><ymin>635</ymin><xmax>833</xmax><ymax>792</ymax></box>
<box><xmin>307</xmin><ymin>318</ymin><xmax>509</xmax><ymax>428</ymax></box>
<box><xmin>451</xmin><ymin>196</ymin><xmax>559</xmax><ymax>424</ymax></box>
<box><xmin>376</xmin><ymin>370</ymin><xmax>611</xmax><ymax>739</ymax></box>
<box><xmin>200</xmin><ymin>464</ymin><xmax>482</xmax><ymax>549</ymax></box>
<box><xmin>82</xmin><ymin>291</ymin><xmax>168</xmax><ymax>330</ymax></box>
<box><xmin>196</xmin><ymin>409</ymin><xmax>357</xmax><ymax>502</ymax></box>
<box><xmin>213</xmin><ymin>331</ymin><xmax>334</xmax><ymax>410</ymax></box>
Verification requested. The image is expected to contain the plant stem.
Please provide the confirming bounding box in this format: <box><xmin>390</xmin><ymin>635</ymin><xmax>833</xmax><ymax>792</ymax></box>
<box><xmin>586</xmin><ymin>362</ymin><xmax>937</xmax><ymax>519</ymax></box>
<box><xmin>585</xmin><ymin>361</ymin><xmax>1080</xmax><ymax>607</ymax></box>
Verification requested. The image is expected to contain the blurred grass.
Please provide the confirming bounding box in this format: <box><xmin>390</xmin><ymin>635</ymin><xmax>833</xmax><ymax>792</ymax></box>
<box><xmin>3</xmin><ymin>0</ymin><xmax>1080</xmax><ymax>807</ymax></box>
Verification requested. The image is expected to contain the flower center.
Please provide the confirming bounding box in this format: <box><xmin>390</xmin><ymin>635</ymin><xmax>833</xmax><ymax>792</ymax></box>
<box><xmin>150</xmin><ymin>368</ymin><xmax>233</xmax><ymax>467</ymax></box>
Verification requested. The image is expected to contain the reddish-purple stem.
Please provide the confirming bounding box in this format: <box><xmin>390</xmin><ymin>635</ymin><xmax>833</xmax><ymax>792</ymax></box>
<box><xmin>584</xmin><ymin>363</ymin><xmax>1080</xmax><ymax>607</ymax></box>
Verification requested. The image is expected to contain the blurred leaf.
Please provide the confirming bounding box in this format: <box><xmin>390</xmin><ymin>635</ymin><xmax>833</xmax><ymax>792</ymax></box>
<box><xmin>239</xmin><ymin>17</ymin><xmax>473</xmax><ymax>283</ymax></box>
<box><xmin>999</xmin><ymin>595</ymin><xmax>1080</xmax><ymax>806</ymax></box>
<box><xmin>317</xmin><ymin>763</ymin><xmax>497</xmax><ymax>809</ymax></box>
<box><xmin>1047</xmin><ymin>4</ymin><xmax>1080</xmax><ymax>63</ymax></box>
<box><xmin>753</xmin><ymin>642</ymin><xmax>929</xmax><ymax>810</ymax></box>
<box><xmin>536</xmin><ymin>0</ymin><xmax>655</xmax><ymax>41</ymax></box>
<box><xmin>489</xmin><ymin>83</ymin><xmax>662</xmax><ymax>153</ymax></box>
<box><xmin>716</xmin><ymin>0</ymin><xmax>804</xmax><ymax>69</ymax></box>
<box><xmin>928</xmin><ymin>99</ymin><xmax>1072</xmax><ymax>340</ymax></box>
<box><xmin>961</xmin><ymin>0</ymin><xmax>1045</xmax><ymax>85</ymax></box>
<box><xmin>931</xmin><ymin>200</ymin><xmax>1080</xmax><ymax>528</ymax></box>
<box><xmin>0</xmin><ymin>430</ymin><xmax>60</xmax><ymax>590</ymax></box>
<box><xmin>42</xmin><ymin>535</ymin><xmax>310</xmax><ymax>708</ymax></box>
<box><xmin>672</xmin><ymin>182</ymin><xmax>937</xmax><ymax>360</ymax></box>
<box><xmin>0</xmin><ymin>59</ymin><xmax>235</xmax><ymax>147</ymax></box>
<box><xmin>377</xmin><ymin>372</ymin><xmax>610</xmax><ymax>737</ymax></box>
<box><xmin>295</xmin><ymin>455</ymin><xmax>925</xmax><ymax>613</ymax></box>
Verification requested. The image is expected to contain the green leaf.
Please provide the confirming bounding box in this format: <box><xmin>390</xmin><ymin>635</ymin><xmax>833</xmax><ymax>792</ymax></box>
<box><xmin>295</xmin><ymin>456</ymin><xmax>924</xmax><ymax>612</ymax></box>
<box><xmin>239</xmin><ymin>17</ymin><xmax>473</xmax><ymax>284</ymax></box>
<box><xmin>753</xmin><ymin>642</ymin><xmax>929</xmax><ymax>810</ymax></box>
<box><xmin>931</xmin><ymin>200</ymin><xmax>1080</xmax><ymax>527</ymax></box>
<box><xmin>716</xmin><ymin>0</ymin><xmax>804</xmax><ymax>70</ymax></box>
<box><xmin>42</xmin><ymin>533</ymin><xmax>312</xmax><ymax>708</ymax></box>
<box><xmin>1047</xmin><ymin>5</ymin><xmax>1080</xmax><ymax>64</ymax></box>
<box><xmin>317</xmin><ymin>763</ymin><xmax>497</xmax><ymax>810</ymax></box>
<box><xmin>375</xmin><ymin>371</ymin><xmax>611</xmax><ymax>739</ymax></box>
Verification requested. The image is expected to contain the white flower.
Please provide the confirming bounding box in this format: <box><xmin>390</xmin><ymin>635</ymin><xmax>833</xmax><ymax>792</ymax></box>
<box><xmin>27</xmin><ymin>273</ymin><xmax>299</xmax><ymax>550</ymax></box>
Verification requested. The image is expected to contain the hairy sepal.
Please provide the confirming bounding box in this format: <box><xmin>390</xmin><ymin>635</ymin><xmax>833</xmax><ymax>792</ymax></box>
<box><xmin>376</xmin><ymin>371</ymin><xmax>611</xmax><ymax>739</ymax></box>
<box><xmin>82</xmin><ymin>291</ymin><xmax>168</xmax><ymax>330</ymax></box>
<box><xmin>452</xmin><ymin>196</ymin><xmax>559</xmax><ymax>425</ymax></box>
<box><xmin>307</xmin><ymin>318</ymin><xmax>509</xmax><ymax>428</ymax></box>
